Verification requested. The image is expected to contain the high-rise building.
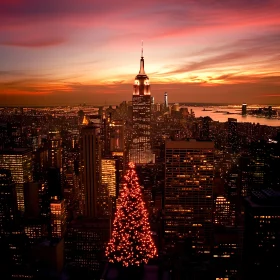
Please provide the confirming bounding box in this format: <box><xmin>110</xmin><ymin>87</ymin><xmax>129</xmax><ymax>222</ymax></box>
<box><xmin>249</xmin><ymin>140</ymin><xmax>267</xmax><ymax>192</ymax></box>
<box><xmin>24</xmin><ymin>218</ymin><xmax>47</xmax><ymax>244</ymax></box>
<box><xmin>130</xmin><ymin>45</ymin><xmax>152</xmax><ymax>164</ymax></box>
<box><xmin>164</xmin><ymin>139</ymin><xmax>214</xmax><ymax>256</ymax></box>
<box><xmin>214</xmin><ymin>196</ymin><xmax>234</xmax><ymax>226</ymax></box>
<box><xmin>0</xmin><ymin>169</ymin><xmax>17</xmax><ymax>232</ymax></box>
<box><xmin>50</xmin><ymin>199</ymin><xmax>66</xmax><ymax>239</ymax></box>
<box><xmin>0</xmin><ymin>148</ymin><xmax>32</xmax><ymax>212</ymax></box>
<box><xmin>242</xmin><ymin>103</ymin><xmax>247</xmax><ymax>116</ymax></box>
<box><xmin>228</xmin><ymin>118</ymin><xmax>238</xmax><ymax>152</ymax></box>
<box><xmin>65</xmin><ymin>218</ymin><xmax>110</xmax><ymax>277</ymax></box>
<box><xmin>24</xmin><ymin>182</ymin><xmax>40</xmax><ymax>219</ymax></box>
<box><xmin>243</xmin><ymin>189</ymin><xmax>280</xmax><ymax>279</ymax></box>
<box><xmin>48</xmin><ymin>137</ymin><xmax>62</xmax><ymax>169</ymax></box>
<box><xmin>101</xmin><ymin>159</ymin><xmax>116</xmax><ymax>198</ymax></box>
<box><xmin>109</xmin><ymin>120</ymin><xmax>124</xmax><ymax>153</ymax></box>
<box><xmin>164</xmin><ymin>92</ymin><xmax>168</xmax><ymax>109</ymax></box>
<box><xmin>47</xmin><ymin>167</ymin><xmax>63</xmax><ymax>200</ymax></box>
<box><xmin>80</xmin><ymin>124</ymin><xmax>101</xmax><ymax>218</ymax></box>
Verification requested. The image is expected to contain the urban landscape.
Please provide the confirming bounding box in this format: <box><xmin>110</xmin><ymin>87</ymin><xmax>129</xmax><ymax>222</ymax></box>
<box><xmin>0</xmin><ymin>51</ymin><xmax>280</xmax><ymax>280</ymax></box>
<box><xmin>1</xmin><ymin>1</ymin><xmax>280</xmax><ymax>280</ymax></box>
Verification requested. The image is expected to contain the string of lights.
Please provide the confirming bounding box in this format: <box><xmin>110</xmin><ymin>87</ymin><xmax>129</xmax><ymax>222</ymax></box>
<box><xmin>105</xmin><ymin>162</ymin><xmax>157</xmax><ymax>267</ymax></box>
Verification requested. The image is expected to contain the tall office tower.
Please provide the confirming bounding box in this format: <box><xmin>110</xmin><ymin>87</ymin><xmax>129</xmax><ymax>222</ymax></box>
<box><xmin>48</xmin><ymin>137</ymin><xmax>62</xmax><ymax>169</ymax></box>
<box><xmin>130</xmin><ymin>45</ymin><xmax>152</xmax><ymax>164</ymax></box>
<box><xmin>164</xmin><ymin>140</ymin><xmax>214</xmax><ymax>256</ymax></box>
<box><xmin>243</xmin><ymin>189</ymin><xmax>280</xmax><ymax>279</ymax></box>
<box><xmin>164</xmin><ymin>92</ymin><xmax>168</xmax><ymax>109</ymax></box>
<box><xmin>50</xmin><ymin>199</ymin><xmax>66</xmax><ymax>239</ymax></box>
<box><xmin>65</xmin><ymin>218</ymin><xmax>110</xmax><ymax>277</ymax></box>
<box><xmin>64</xmin><ymin>168</ymin><xmax>79</xmax><ymax>221</ymax></box>
<box><xmin>47</xmin><ymin>167</ymin><xmax>63</xmax><ymax>200</ymax></box>
<box><xmin>0</xmin><ymin>148</ymin><xmax>32</xmax><ymax>212</ymax></box>
<box><xmin>239</xmin><ymin>154</ymin><xmax>251</xmax><ymax>196</ymax></box>
<box><xmin>242</xmin><ymin>103</ymin><xmax>247</xmax><ymax>116</ymax></box>
<box><xmin>228</xmin><ymin>118</ymin><xmax>238</xmax><ymax>152</ymax></box>
<box><xmin>109</xmin><ymin>120</ymin><xmax>124</xmax><ymax>153</ymax></box>
<box><xmin>249</xmin><ymin>140</ymin><xmax>267</xmax><ymax>192</ymax></box>
<box><xmin>33</xmin><ymin>146</ymin><xmax>48</xmax><ymax>181</ymax></box>
<box><xmin>80</xmin><ymin>124</ymin><xmax>101</xmax><ymax>218</ymax></box>
<box><xmin>111</xmin><ymin>152</ymin><xmax>124</xmax><ymax>198</ymax></box>
<box><xmin>0</xmin><ymin>169</ymin><xmax>17</xmax><ymax>232</ymax></box>
<box><xmin>212</xmin><ymin>227</ymin><xmax>239</xmax><ymax>280</ymax></box>
<box><xmin>24</xmin><ymin>219</ymin><xmax>47</xmax><ymax>244</ymax></box>
<box><xmin>7</xmin><ymin>122</ymin><xmax>22</xmax><ymax>148</ymax></box>
<box><xmin>214</xmin><ymin>196</ymin><xmax>234</xmax><ymax>226</ymax></box>
<box><xmin>101</xmin><ymin>159</ymin><xmax>116</xmax><ymax>198</ymax></box>
<box><xmin>24</xmin><ymin>182</ymin><xmax>40</xmax><ymax>219</ymax></box>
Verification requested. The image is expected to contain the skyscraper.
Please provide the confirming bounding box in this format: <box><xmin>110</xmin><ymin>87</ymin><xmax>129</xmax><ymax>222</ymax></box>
<box><xmin>228</xmin><ymin>118</ymin><xmax>238</xmax><ymax>152</ymax></box>
<box><xmin>80</xmin><ymin>124</ymin><xmax>101</xmax><ymax>218</ymax></box>
<box><xmin>48</xmin><ymin>137</ymin><xmax>62</xmax><ymax>170</ymax></box>
<box><xmin>164</xmin><ymin>139</ymin><xmax>214</xmax><ymax>256</ymax></box>
<box><xmin>101</xmin><ymin>159</ymin><xmax>116</xmax><ymax>198</ymax></box>
<box><xmin>130</xmin><ymin>44</ymin><xmax>152</xmax><ymax>164</ymax></box>
<box><xmin>164</xmin><ymin>92</ymin><xmax>168</xmax><ymax>109</ymax></box>
<box><xmin>242</xmin><ymin>103</ymin><xmax>247</xmax><ymax>116</ymax></box>
<box><xmin>0</xmin><ymin>169</ymin><xmax>17</xmax><ymax>232</ymax></box>
<box><xmin>0</xmin><ymin>148</ymin><xmax>32</xmax><ymax>212</ymax></box>
<box><xmin>50</xmin><ymin>199</ymin><xmax>66</xmax><ymax>239</ymax></box>
<box><xmin>243</xmin><ymin>189</ymin><xmax>280</xmax><ymax>279</ymax></box>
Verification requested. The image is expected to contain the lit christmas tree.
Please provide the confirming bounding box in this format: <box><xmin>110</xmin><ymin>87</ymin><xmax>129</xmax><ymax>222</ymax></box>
<box><xmin>105</xmin><ymin>162</ymin><xmax>157</xmax><ymax>267</ymax></box>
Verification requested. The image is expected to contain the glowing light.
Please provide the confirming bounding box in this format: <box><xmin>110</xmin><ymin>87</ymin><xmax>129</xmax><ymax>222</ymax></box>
<box><xmin>105</xmin><ymin>162</ymin><xmax>157</xmax><ymax>267</ymax></box>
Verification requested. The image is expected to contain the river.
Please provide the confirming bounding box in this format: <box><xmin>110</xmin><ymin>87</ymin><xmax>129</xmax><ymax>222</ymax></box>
<box><xmin>186</xmin><ymin>107</ymin><xmax>280</xmax><ymax>127</ymax></box>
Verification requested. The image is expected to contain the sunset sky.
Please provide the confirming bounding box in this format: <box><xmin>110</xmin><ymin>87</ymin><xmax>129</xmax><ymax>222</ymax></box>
<box><xmin>1</xmin><ymin>0</ymin><xmax>280</xmax><ymax>106</ymax></box>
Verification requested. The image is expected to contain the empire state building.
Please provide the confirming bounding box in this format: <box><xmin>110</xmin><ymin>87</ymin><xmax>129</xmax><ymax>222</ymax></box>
<box><xmin>130</xmin><ymin>46</ymin><xmax>152</xmax><ymax>164</ymax></box>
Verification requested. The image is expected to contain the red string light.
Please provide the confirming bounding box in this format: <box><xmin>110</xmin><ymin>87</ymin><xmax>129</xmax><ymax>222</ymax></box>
<box><xmin>105</xmin><ymin>162</ymin><xmax>157</xmax><ymax>267</ymax></box>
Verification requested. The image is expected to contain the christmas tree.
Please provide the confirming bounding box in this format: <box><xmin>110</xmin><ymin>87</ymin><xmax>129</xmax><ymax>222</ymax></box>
<box><xmin>105</xmin><ymin>162</ymin><xmax>157</xmax><ymax>267</ymax></box>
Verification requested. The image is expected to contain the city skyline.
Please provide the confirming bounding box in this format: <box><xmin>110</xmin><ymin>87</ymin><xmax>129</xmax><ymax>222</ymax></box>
<box><xmin>1</xmin><ymin>0</ymin><xmax>280</xmax><ymax>106</ymax></box>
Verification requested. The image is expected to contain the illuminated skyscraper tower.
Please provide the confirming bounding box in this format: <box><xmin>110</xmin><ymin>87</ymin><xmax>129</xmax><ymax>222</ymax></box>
<box><xmin>130</xmin><ymin>43</ymin><xmax>152</xmax><ymax>164</ymax></box>
<box><xmin>0</xmin><ymin>148</ymin><xmax>32</xmax><ymax>213</ymax></box>
<box><xmin>164</xmin><ymin>92</ymin><xmax>168</xmax><ymax>109</ymax></box>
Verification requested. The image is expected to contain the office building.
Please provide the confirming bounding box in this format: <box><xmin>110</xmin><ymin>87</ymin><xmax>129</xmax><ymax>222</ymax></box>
<box><xmin>164</xmin><ymin>139</ymin><xmax>214</xmax><ymax>256</ymax></box>
<box><xmin>242</xmin><ymin>103</ymin><xmax>247</xmax><ymax>116</ymax></box>
<box><xmin>24</xmin><ymin>218</ymin><xmax>47</xmax><ymax>244</ymax></box>
<box><xmin>101</xmin><ymin>159</ymin><xmax>116</xmax><ymax>198</ymax></box>
<box><xmin>214</xmin><ymin>196</ymin><xmax>234</xmax><ymax>226</ymax></box>
<box><xmin>164</xmin><ymin>92</ymin><xmax>168</xmax><ymax>109</ymax></box>
<box><xmin>50</xmin><ymin>199</ymin><xmax>66</xmax><ymax>239</ymax></box>
<box><xmin>48</xmin><ymin>136</ymin><xmax>62</xmax><ymax>170</ymax></box>
<box><xmin>65</xmin><ymin>218</ymin><xmax>110</xmax><ymax>277</ymax></box>
<box><xmin>0</xmin><ymin>148</ymin><xmax>32</xmax><ymax>212</ymax></box>
<box><xmin>109</xmin><ymin>120</ymin><xmax>124</xmax><ymax>153</ymax></box>
<box><xmin>24</xmin><ymin>182</ymin><xmax>40</xmax><ymax>219</ymax></box>
<box><xmin>228</xmin><ymin>118</ymin><xmax>238</xmax><ymax>152</ymax></box>
<box><xmin>80</xmin><ymin>124</ymin><xmax>101</xmax><ymax>218</ymax></box>
<box><xmin>0</xmin><ymin>169</ymin><xmax>17</xmax><ymax>232</ymax></box>
<box><xmin>243</xmin><ymin>189</ymin><xmax>280</xmax><ymax>279</ymax></box>
<box><xmin>47</xmin><ymin>167</ymin><xmax>63</xmax><ymax>200</ymax></box>
<box><xmin>130</xmin><ymin>46</ymin><xmax>152</xmax><ymax>164</ymax></box>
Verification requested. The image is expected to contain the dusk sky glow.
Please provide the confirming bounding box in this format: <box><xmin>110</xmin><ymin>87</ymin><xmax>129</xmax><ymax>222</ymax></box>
<box><xmin>1</xmin><ymin>0</ymin><xmax>280</xmax><ymax>105</ymax></box>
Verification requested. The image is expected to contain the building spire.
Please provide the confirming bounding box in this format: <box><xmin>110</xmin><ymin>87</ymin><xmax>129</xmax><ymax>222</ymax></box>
<box><xmin>139</xmin><ymin>41</ymin><xmax>145</xmax><ymax>74</ymax></box>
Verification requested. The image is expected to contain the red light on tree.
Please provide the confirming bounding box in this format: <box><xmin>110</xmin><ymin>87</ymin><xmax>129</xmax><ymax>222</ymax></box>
<box><xmin>105</xmin><ymin>162</ymin><xmax>157</xmax><ymax>267</ymax></box>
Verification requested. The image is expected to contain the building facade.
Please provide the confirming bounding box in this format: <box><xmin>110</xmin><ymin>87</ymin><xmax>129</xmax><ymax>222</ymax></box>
<box><xmin>164</xmin><ymin>140</ymin><xmax>214</xmax><ymax>256</ymax></box>
<box><xmin>0</xmin><ymin>148</ymin><xmax>32</xmax><ymax>213</ymax></box>
<box><xmin>130</xmin><ymin>48</ymin><xmax>152</xmax><ymax>164</ymax></box>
